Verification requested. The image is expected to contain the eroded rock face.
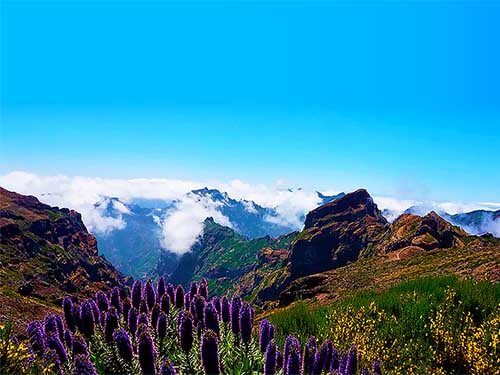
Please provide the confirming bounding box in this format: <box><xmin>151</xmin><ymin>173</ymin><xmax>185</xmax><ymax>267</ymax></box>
<box><xmin>289</xmin><ymin>189</ymin><xmax>389</xmax><ymax>280</ymax></box>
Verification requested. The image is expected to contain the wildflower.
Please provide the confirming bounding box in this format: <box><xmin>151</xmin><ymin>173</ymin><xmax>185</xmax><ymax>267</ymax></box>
<box><xmin>138</xmin><ymin>313</ymin><xmax>150</xmax><ymax>331</ymax></box>
<box><xmin>113</xmin><ymin>328</ymin><xmax>134</xmax><ymax>363</ymax></box>
<box><xmin>64</xmin><ymin>329</ymin><xmax>74</xmax><ymax>350</ymax></box>
<box><xmin>46</xmin><ymin>334</ymin><xmax>68</xmax><ymax>363</ymax></box>
<box><xmin>184</xmin><ymin>293</ymin><xmax>191</xmax><ymax>309</ymax></box>
<box><xmin>27</xmin><ymin>321</ymin><xmax>45</xmax><ymax>355</ymax></box>
<box><xmin>140</xmin><ymin>299</ymin><xmax>149</xmax><ymax>314</ymax></box>
<box><xmin>175</xmin><ymin>285</ymin><xmax>185</xmax><ymax>309</ymax></box>
<box><xmin>338</xmin><ymin>353</ymin><xmax>347</xmax><ymax>375</ymax></box>
<box><xmin>178</xmin><ymin>311</ymin><xmax>194</xmax><ymax>354</ymax></box>
<box><xmin>89</xmin><ymin>299</ymin><xmax>100</xmax><ymax>325</ymax></box>
<box><xmin>74</xmin><ymin>354</ymin><xmax>98</xmax><ymax>375</ymax></box>
<box><xmin>198</xmin><ymin>278</ymin><xmax>208</xmax><ymax>299</ymax></box>
<box><xmin>189</xmin><ymin>282</ymin><xmax>198</xmax><ymax>299</ymax></box>
<box><xmin>331</xmin><ymin>347</ymin><xmax>339</xmax><ymax>371</ymax></box>
<box><xmin>110</xmin><ymin>286</ymin><xmax>122</xmax><ymax>313</ymax></box>
<box><xmin>128</xmin><ymin>307</ymin><xmax>139</xmax><ymax>337</ymax></box>
<box><xmin>221</xmin><ymin>296</ymin><xmax>230</xmax><ymax>323</ymax></box>
<box><xmin>277</xmin><ymin>350</ymin><xmax>283</xmax><ymax>370</ymax></box>
<box><xmin>201</xmin><ymin>330</ymin><xmax>220</xmax><ymax>375</ymax></box>
<box><xmin>73</xmin><ymin>334</ymin><xmax>89</xmax><ymax>357</ymax></box>
<box><xmin>80</xmin><ymin>300</ymin><xmax>95</xmax><ymax>337</ymax></box>
<box><xmin>284</xmin><ymin>335</ymin><xmax>300</xmax><ymax>375</ymax></box>
<box><xmin>345</xmin><ymin>345</ymin><xmax>357</xmax><ymax>375</ymax></box>
<box><xmin>373</xmin><ymin>360</ymin><xmax>382</xmax><ymax>375</ymax></box>
<box><xmin>239</xmin><ymin>303</ymin><xmax>253</xmax><ymax>345</ymax></box>
<box><xmin>161</xmin><ymin>294</ymin><xmax>170</xmax><ymax>315</ymax></box>
<box><xmin>287</xmin><ymin>346</ymin><xmax>301</xmax><ymax>375</ymax></box>
<box><xmin>302</xmin><ymin>336</ymin><xmax>317</xmax><ymax>375</ymax></box>
<box><xmin>151</xmin><ymin>304</ymin><xmax>160</xmax><ymax>330</ymax></box>
<box><xmin>123</xmin><ymin>297</ymin><xmax>132</xmax><ymax>325</ymax></box>
<box><xmin>95</xmin><ymin>291</ymin><xmax>109</xmax><ymax>312</ymax></box>
<box><xmin>212</xmin><ymin>296</ymin><xmax>221</xmax><ymax>316</ymax></box>
<box><xmin>259</xmin><ymin>320</ymin><xmax>274</xmax><ymax>353</ymax></box>
<box><xmin>230</xmin><ymin>295</ymin><xmax>242</xmax><ymax>336</ymax></box>
<box><xmin>312</xmin><ymin>351</ymin><xmax>325</xmax><ymax>375</ymax></box>
<box><xmin>132</xmin><ymin>280</ymin><xmax>143</xmax><ymax>309</ymax></box>
<box><xmin>157</xmin><ymin>312</ymin><xmax>168</xmax><ymax>341</ymax></box>
<box><xmin>62</xmin><ymin>297</ymin><xmax>76</xmax><ymax>332</ymax></box>
<box><xmin>320</xmin><ymin>340</ymin><xmax>333</xmax><ymax>372</ymax></box>
<box><xmin>157</xmin><ymin>277</ymin><xmax>166</xmax><ymax>301</ymax></box>
<box><xmin>159</xmin><ymin>358</ymin><xmax>177</xmax><ymax>375</ymax></box>
<box><xmin>104</xmin><ymin>307</ymin><xmax>119</xmax><ymax>343</ymax></box>
<box><xmin>138</xmin><ymin>328</ymin><xmax>157</xmax><ymax>375</ymax></box>
<box><xmin>44</xmin><ymin>315</ymin><xmax>60</xmax><ymax>338</ymax></box>
<box><xmin>264</xmin><ymin>340</ymin><xmax>277</xmax><ymax>375</ymax></box>
<box><xmin>204</xmin><ymin>301</ymin><xmax>220</xmax><ymax>337</ymax></box>
<box><xmin>120</xmin><ymin>286</ymin><xmax>130</xmax><ymax>300</ymax></box>
<box><xmin>145</xmin><ymin>279</ymin><xmax>157</xmax><ymax>310</ymax></box>
<box><xmin>192</xmin><ymin>295</ymin><xmax>206</xmax><ymax>327</ymax></box>
<box><xmin>166</xmin><ymin>283</ymin><xmax>175</xmax><ymax>304</ymax></box>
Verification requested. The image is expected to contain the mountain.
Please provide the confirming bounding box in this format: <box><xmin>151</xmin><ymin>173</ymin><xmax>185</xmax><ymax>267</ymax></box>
<box><xmin>0</xmin><ymin>187</ymin><xmax>125</xmax><ymax>330</ymax></box>
<box><xmin>158</xmin><ymin>217</ymin><xmax>297</xmax><ymax>296</ymax></box>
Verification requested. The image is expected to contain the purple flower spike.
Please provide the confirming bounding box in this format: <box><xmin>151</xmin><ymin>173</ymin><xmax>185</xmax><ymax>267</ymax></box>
<box><xmin>80</xmin><ymin>300</ymin><xmax>95</xmax><ymax>337</ymax></box>
<box><xmin>373</xmin><ymin>359</ymin><xmax>382</xmax><ymax>375</ymax></box>
<box><xmin>239</xmin><ymin>303</ymin><xmax>253</xmax><ymax>344</ymax></box>
<box><xmin>157</xmin><ymin>277</ymin><xmax>166</xmax><ymax>301</ymax></box>
<box><xmin>62</xmin><ymin>297</ymin><xmax>75</xmax><ymax>332</ymax></box>
<box><xmin>160</xmin><ymin>358</ymin><xmax>177</xmax><ymax>375</ymax></box>
<box><xmin>128</xmin><ymin>307</ymin><xmax>139</xmax><ymax>337</ymax></box>
<box><xmin>95</xmin><ymin>291</ymin><xmax>109</xmax><ymax>312</ymax></box>
<box><xmin>140</xmin><ymin>299</ymin><xmax>149</xmax><ymax>314</ymax></box>
<box><xmin>193</xmin><ymin>295</ymin><xmax>206</xmax><ymax>327</ymax></box>
<box><xmin>331</xmin><ymin>346</ymin><xmax>339</xmax><ymax>371</ymax></box>
<box><xmin>113</xmin><ymin>328</ymin><xmax>134</xmax><ymax>363</ymax></box>
<box><xmin>178</xmin><ymin>311</ymin><xmax>193</xmax><ymax>354</ymax></box>
<box><xmin>221</xmin><ymin>296</ymin><xmax>230</xmax><ymax>323</ymax></box>
<box><xmin>110</xmin><ymin>287</ymin><xmax>122</xmax><ymax>314</ymax></box>
<box><xmin>338</xmin><ymin>353</ymin><xmax>347</xmax><ymax>375</ymax></box>
<box><xmin>303</xmin><ymin>336</ymin><xmax>317</xmax><ymax>375</ymax></box>
<box><xmin>104</xmin><ymin>307</ymin><xmax>119</xmax><ymax>343</ymax></box>
<box><xmin>276</xmin><ymin>350</ymin><xmax>283</xmax><ymax>370</ymax></box>
<box><xmin>345</xmin><ymin>346</ymin><xmax>357</xmax><ymax>375</ymax></box>
<box><xmin>284</xmin><ymin>335</ymin><xmax>300</xmax><ymax>375</ymax></box>
<box><xmin>230</xmin><ymin>295</ymin><xmax>242</xmax><ymax>336</ymax></box>
<box><xmin>264</xmin><ymin>340</ymin><xmax>277</xmax><ymax>375</ymax></box>
<box><xmin>286</xmin><ymin>346</ymin><xmax>301</xmax><ymax>375</ymax></box>
<box><xmin>46</xmin><ymin>334</ymin><xmax>68</xmax><ymax>363</ymax></box>
<box><xmin>151</xmin><ymin>304</ymin><xmax>160</xmax><ymax>330</ymax></box>
<box><xmin>166</xmin><ymin>283</ymin><xmax>175</xmax><ymax>304</ymax></box>
<box><xmin>175</xmin><ymin>285</ymin><xmax>185</xmax><ymax>309</ymax></box>
<box><xmin>161</xmin><ymin>294</ymin><xmax>170</xmax><ymax>315</ymax></box>
<box><xmin>157</xmin><ymin>312</ymin><xmax>168</xmax><ymax>341</ymax></box>
<box><xmin>198</xmin><ymin>278</ymin><xmax>208</xmax><ymax>299</ymax></box>
<box><xmin>259</xmin><ymin>320</ymin><xmax>275</xmax><ymax>353</ymax></box>
<box><xmin>131</xmin><ymin>280</ymin><xmax>143</xmax><ymax>309</ymax></box>
<box><xmin>211</xmin><ymin>296</ymin><xmax>221</xmax><ymax>316</ymax></box>
<box><xmin>184</xmin><ymin>293</ymin><xmax>191</xmax><ymax>309</ymax></box>
<box><xmin>138</xmin><ymin>313</ymin><xmax>150</xmax><ymax>332</ymax></box>
<box><xmin>320</xmin><ymin>339</ymin><xmax>333</xmax><ymax>372</ymax></box>
<box><xmin>145</xmin><ymin>279</ymin><xmax>157</xmax><ymax>310</ymax></box>
<box><xmin>189</xmin><ymin>282</ymin><xmax>198</xmax><ymax>299</ymax></box>
<box><xmin>27</xmin><ymin>321</ymin><xmax>45</xmax><ymax>356</ymax></box>
<box><xmin>64</xmin><ymin>329</ymin><xmax>74</xmax><ymax>350</ymax></box>
<box><xmin>201</xmin><ymin>330</ymin><xmax>220</xmax><ymax>375</ymax></box>
<box><xmin>74</xmin><ymin>354</ymin><xmax>98</xmax><ymax>375</ymax></box>
<box><xmin>89</xmin><ymin>299</ymin><xmax>100</xmax><ymax>325</ymax></box>
<box><xmin>73</xmin><ymin>334</ymin><xmax>89</xmax><ymax>357</ymax></box>
<box><xmin>138</xmin><ymin>328</ymin><xmax>157</xmax><ymax>375</ymax></box>
<box><xmin>122</xmin><ymin>297</ymin><xmax>132</xmax><ymax>326</ymax></box>
<box><xmin>204</xmin><ymin>302</ymin><xmax>220</xmax><ymax>337</ymax></box>
<box><xmin>312</xmin><ymin>351</ymin><xmax>325</xmax><ymax>375</ymax></box>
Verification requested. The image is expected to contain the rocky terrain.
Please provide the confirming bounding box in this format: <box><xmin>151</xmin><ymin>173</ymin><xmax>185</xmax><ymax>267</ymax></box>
<box><xmin>0</xmin><ymin>187</ymin><xmax>126</xmax><ymax>330</ymax></box>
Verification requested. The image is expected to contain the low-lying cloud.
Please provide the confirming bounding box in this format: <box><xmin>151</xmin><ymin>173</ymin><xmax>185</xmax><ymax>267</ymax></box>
<box><xmin>0</xmin><ymin>171</ymin><xmax>498</xmax><ymax>252</ymax></box>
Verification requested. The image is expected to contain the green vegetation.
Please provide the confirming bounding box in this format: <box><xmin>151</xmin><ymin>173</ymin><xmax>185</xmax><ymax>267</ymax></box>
<box><xmin>268</xmin><ymin>275</ymin><xmax>500</xmax><ymax>374</ymax></box>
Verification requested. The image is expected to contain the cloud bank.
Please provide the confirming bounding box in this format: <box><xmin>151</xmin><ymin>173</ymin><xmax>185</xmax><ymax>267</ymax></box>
<box><xmin>0</xmin><ymin>171</ymin><xmax>498</xmax><ymax>252</ymax></box>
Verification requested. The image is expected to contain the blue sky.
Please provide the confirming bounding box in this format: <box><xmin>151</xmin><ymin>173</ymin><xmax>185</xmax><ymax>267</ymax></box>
<box><xmin>1</xmin><ymin>0</ymin><xmax>499</xmax><ymax>202</ymax></box>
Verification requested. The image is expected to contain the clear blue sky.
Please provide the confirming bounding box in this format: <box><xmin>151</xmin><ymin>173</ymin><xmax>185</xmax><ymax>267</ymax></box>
<box><xmin>1</xmin><ymin>1</ymin><xmax>499</xmax><ymax>202</ymax></box>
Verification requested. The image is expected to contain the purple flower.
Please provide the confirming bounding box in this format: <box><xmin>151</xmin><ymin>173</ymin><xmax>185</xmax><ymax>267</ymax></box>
<box><xmin>27</xmin><ymin>321</ymin><xmax>45</xmax><ymax>356</ymax></box>
<box><xmin>151</xmin><ymin>304</ymin><xmax>160</xmax><ymax>330</ymax></box>
<box><xmin>230</xmin><ymin>295</ymin><xmax>242</xmax><ymax>336</ymax></box>
<box><xmin>113</xmin><ymin>328</ymin><xmax>134</xmax><ymax>363</ymax></box>
<box><xmin>160</xmin><ymin>358</ymin><xmax>177</xmax><ymax>375</ymax></box>
<box><xmin>138</xmin><ymin>313</ymin><xmax>150</xmax><ymax>331</ymax></box>
<box><xmin>178</xmin><ymin>311</ymin><xmax>193</xmax><ymax>354</ymax></box>
<box><xmin>120</xmin><ymin>286</ymin><xmax>130</xmax><ymax>300</ymax></box>
<box><xmin>338</xmin><ymin>353</ymin><xmax>347</xmax><ymax>375</ymax></box>
<box><xmin>204</xmin><ymin>302</ymin><xmax>220</xmax><ymax>337</ymax></box>
<box><xmin>189</xmin><ymin>282</ymin><xmax>198</xmax><ymax>299</ymax></box>
<box><xmin>46</xmin><ymin>334</ymin><xmax>68</xmax><ymax>363</ymax></box>
<box><xmin>160</xmin><ymin>294</ymin><xmax>170</xmax><ymax>315</ymax></box>
<box><xmin>200</xmin><ymin>330</ymin><xmax>220</xmax><ymax>375</ymax></box>
<box><xmin>128</xmin><ymin>307</ymin><xmax>139</xmax><ymax>337</ymax></box>
<box><xmin>283</xmin><ymin>335</ymin><xmax>300</xmax><ymax>375</ymax></box>
<box><xmin>184</xmin><ymin>293</ymin><xmax>191</xmax><ymax>309</ymax></box>
<box><xmin>64</xmin><ymin>329</ymin><xmax>73</xmax><ymax>350</ymax></box>
<box><xmin>132</xmin><ymin>280</ymin><xmax>143</xmax><ymax>309</ymax></box>
<box><xmin>221</xmin><ymin>296</ymin><xmax>230</xmax><ymax>323</ymax></box>
<box><xmin>145</xmin><ymin>279</ymin><xmax>157</xmax><ymax>310</ymax></box>
<box><xmin>373</xmin><ymin>360</ymin><xmax>382</xmax><ymax>375</ymax></box>
<box><xmin>140</xmin><ymin>299</ymin><xmax>149</xmax><ymax>314</ymax></box>
<box><xmin>157</xmin><ymin>312</ymin><xmax>168</xmax><ymax>341</ymax></box>
<box><xmin>361</xmin><ymin>368</ymin><xmax>370</xmax><ymax>375</ymax></box>
<box><xmin>175</xmin><ymin>285</ymin><xmax>185</xmax><ymax>309</ymax></box>
<box><xmin>320</xmin><ymin>340</ymin><xmax>333</xmax><ymax>372</ymax></box>
<box><xmin>95</xmin><ymin>291</ymin><xmax>109</xmax><ymax>312</ymax></box>
<box><xmin>259</xmin><ymin>320</ymin><xmax>275</xmax><ymax>353</ymax></box>
<box><xmin>74</xmin><ymin>354</ymin><xmax>98</xmax><ymax>375</ymax></box>
<box><xmin>264</xmin><ymin>340</ymin><xmax>277</xmax><ymax>375</ymax></box>
<box><xmin>110</xmin><ymin>286</ymin><xmax>122</xmax><ymax>314</ymax></box>
<box><xmin>89</xmin><ymin>299</ymin><xmax>100</xmax><ymax>325</ymax></box>
<box><xmin>157</xmin><ymin>277</ymin><xmax>166</xmax><ymax>301</ymax></box>
<box><xmin>286</xmin><ymin>346</ymin><xmax>301</xmax><ymax>375</ymax></box>
<box><xmin>104</xmin><ymin>307</ymin><xmax>119</xmax><ymax>343</ymax></box>
<box><xmin>138</xmin><ymin>328</ymin><xmax>157</xmax><ymax>375</ymax></box>
<box><xmin>73</xmin><ymin>334</ymin><xmax>89</xmax><ymax>357</ymax></box>
<box><xmin>312</xmin><ymin>351</ymin><xmax>325</xmax><ymax>375</ymax></box>
<box><xmin>166</xmin><ymin>283</ymin><xmax>175</xmax><ymax>304</ymax></box>
<box><xmin>80</xmin><ymin>300</ymin><xmax>95</xmax><ymax>337</ymax></box>
<box><xmin>239</xmin><ymin>303</ymin><xmax>253</xmax><ymax>344</ymax></box>
<box><xmin>192</xmin><ymin>295</ymin><xmax>206</xmax><ymax>327</ymax></box>
<box><xmin>277</xmin><ymin>350</ymin><xmax>283</xmax><ymax>370</ymax></box>
<box><xmin>72</xmin><ymin>303</ymin><xmax>82</xmax><ymax>332</ymax></box>
<box><xmin>211</xmin><ymin>296</ymin><xmax>221</xmax><ymax>316</ymax></box>
<box><xmin>302</xmin><ymin>336</ymin><xmax>317</xmax><ymax>375</ymax></box>
<box><xmin>198</xmin><ymin>278</ymin><xmax>208</xmax><ymax>299</ymax></box>
<box><xmin>331</xmin><ymin>347</ymin><xmax>339</xmax><ymax>371</ymax></box>
<box><xmin>62</xmin><ymin>297</ymin><xmax>75</xmax><ymax>332</ymax></box>
<box><xmin>345</xmin><ymin>346</ymin><xmax>357</xmax><ymax>375</ymax></box>
<box><xmin>122</xmin><ymin>297</ymin><xmax>132</xmax><ymax>326</ymax></box>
